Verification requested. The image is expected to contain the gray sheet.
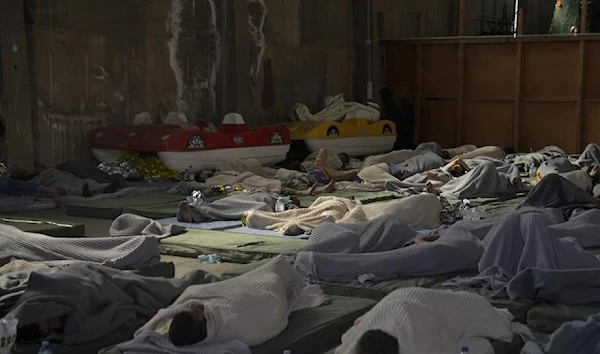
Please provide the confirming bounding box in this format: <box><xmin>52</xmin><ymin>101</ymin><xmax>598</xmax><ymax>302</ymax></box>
<box><xmin>292</xmin><ymin>214</ymin><xmax>483</xmax><ymax>282</ymax></box>
<box><xmin>576</xmin><ymin>143</ymin><xmax>600</xmax><ymax>171</ymax></box>
<box><xmin>446</xmin><ymin>208</ymin><xmax>600</xmax><ymax>303</ymax></box>
<box><xmin>388</xmin><ymin>152</ymin><xmax>445</xmax><ymax>180</ymax></box>
<box><xmin>0</xmin><ymin>223</ymin><xmax>161</xmax><ymax>270</ymax></box>
<box><xmin>30</xmin><ymin>168</ymin><xmax>109</xmax><ymax>196</ymax></box>
<box><xmin>505</xmin><ymin>146</ymin><xmax>566</xmax><ymax>172</ymax></box>
<box><xmin>439</xmin><ymin>160</ymin><xmax>523</xmax><ymax>199</ymax></box>
<box><xmin>183</xmin><ymin>191</ymin><xmax>277</xmax><ymax>223</ymax></box>
<box><xmin>9</xmin><ymin>263</ymin><xmax>218</xmax><ymax>345</ymax></box>
<box><xmin>536</xmin><ymin>157</ymin><xmax>579</xmax><ymax>178</ymax></box>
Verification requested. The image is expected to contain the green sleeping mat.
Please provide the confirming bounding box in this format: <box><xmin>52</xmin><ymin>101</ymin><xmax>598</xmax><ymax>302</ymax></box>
<box><xmin>527</xmin><ymin>303</ymin><xmax>600</xmax><ymax>334</ymax></box>
<box><xmin>448</xmin><ymin>193</ymin><xmax>527</xmax><ymax>220</ymax></box>
<box><xmin>98</xmin><ymin>295</ymin><xmax>376</xmax><ymax>354</ymax></box>
<box><xmin>296</xmin><ymin>189</ymin><xmax>397</xmax><ymax>208</ymax></box>
<box><xmin>0</xmin><ymin>216</ymin><xmax>85</xmax><ymax>237</ymax></box>
<box><xmin>160</xmin><ymin>229</ymin><xmax>308</xmax><ymax>263</ymax></box>
<box><xmin>65</xmin><ymin>192</ymin><xmax>185</xmax><ymax>219</ymax></box>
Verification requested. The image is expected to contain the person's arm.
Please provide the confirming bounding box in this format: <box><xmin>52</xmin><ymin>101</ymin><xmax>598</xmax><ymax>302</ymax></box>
<box><xmin>443</xmin><ymin>158</ymin><xmax>470</xmax><ymax>172</ymax></box>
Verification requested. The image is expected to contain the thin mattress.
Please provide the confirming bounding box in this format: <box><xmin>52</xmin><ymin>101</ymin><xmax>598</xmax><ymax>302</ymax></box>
<box><xmin>0</xmin><ymin>216</ymin><xmax>85</xmax><ymax>237</ymax></box>
<box><xmin>97</xmin><ymin>295</ymin><xmax>377</xmax><ymax>354</ymax></box>
<box><xmin>526</xmin><ymin>302</ymin><xmax>600</xmax><ymax>334</ymax></box>
<box><xmin>296</xmin><ymin>189</ymin><xmax>397</xmax><ymax>208</ymax></box>
<box><xmin>159</xmin><ymin>229</ymin><xmax>308</xmax><ymax>263</ymax></box>
<box><xmin>65</xmin><ymin>191</ymin><xmax>184</xmax><ymax>219</ymax></box>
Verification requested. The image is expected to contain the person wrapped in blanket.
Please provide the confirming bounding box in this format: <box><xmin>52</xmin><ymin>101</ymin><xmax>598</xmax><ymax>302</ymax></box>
<box><xmin>0</xmin><ymin>163</ymin><xmax>66</xmax><ymax>198</ymax></box>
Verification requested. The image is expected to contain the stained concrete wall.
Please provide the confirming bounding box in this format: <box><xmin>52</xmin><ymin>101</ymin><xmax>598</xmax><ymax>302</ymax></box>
<box><xmin>8</xmin><ymin>0</ymin><xmax>461</xmax><ymax>166</ymax></box>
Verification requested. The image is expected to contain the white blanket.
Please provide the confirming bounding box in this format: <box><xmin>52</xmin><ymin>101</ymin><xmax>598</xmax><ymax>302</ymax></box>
<box><xmin>246</xmin><ymin>194</ymin><xmax>441</xmax><ymax>235</ymax></box>
<box><xmin>292</xmin><ymin>94</ymin><xmax>380</xmax><ymax>123</ymax></box>
<box><xmin>336</xmin><ymin>288</ymin><xmax>532</xmax><ymax>354</ymax></box>
<box><xmin>121</xmin><ymin>256</ymin><xmax>327</xmax><ymax>353</ymax></box>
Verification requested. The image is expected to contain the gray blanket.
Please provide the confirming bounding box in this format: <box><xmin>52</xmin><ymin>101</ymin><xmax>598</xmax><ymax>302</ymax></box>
<box><xmin>536</xmin><ymin>157</ymin><xmax>579</xmax><ymax>178</ymax></box>
<box><xmin>388</xmin><ymin>152</ymin><xmax>446</xmax><ymax>180</ymax></box>
<box><xmin>9</xmin><ymin>263</ymin><xmax>218</xmax><ymax>345</ymax></box>
<box><xmin>292</xmin><ymin>214</ymin><xmax>483</xmax><ymax>282</ymax></box>
<box><xmin>506</xmin><ymin>146</ymin><xmax>566</xmax><ymax>172</ymax></box>
<box><xmin>446</xmin><ymin>208</ymin><xmax>600</xmax><ymax>303</ymax></box>
<box><xmin>519</xmin><ymin>173</ymin><xmax>600</xmax><ymax>214</ymax></box>
<box><xmin>30</xmin><ymin>168</ymin><xmax>109</xmax><ymax>196</ymax></box>
<box><xmin>0</xmin><ymin>224</ymin><xmax>160</xmax><ymax>270</ymax></box>
<box><xmin>576</xmin><ymin>143</ymin><xmax>600</xmax><ymax>171</ymax></box>
<box><xmin>413</xmin><ymin>142</ymin><xmax>443</xmax><ymax>156</ymax></box>
<box><xmin>110</xmin><ymin>214</ymin><xmax>186</xmax><ymax>239</ymax></box>
<box><xmin>522</xmin><ymin>313</ymin><xmax>600</xmax><ymax>354</ymax></box>
<box><xmin>167</xmin><ymin>181</ymin><xmax>217</xmax><ymax>197</ymax></box>
<box><xmin>385</xmin><ymin>159</ymin><xmax>523</xmax><ymax>199</ymax></box>
<box><xmin>181</xmin><ymin>191</ymin><xmax>276</xmax><ymax>223</ymax></box>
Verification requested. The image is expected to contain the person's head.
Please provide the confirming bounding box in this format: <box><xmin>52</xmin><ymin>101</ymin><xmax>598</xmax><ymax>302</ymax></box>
<box><xmin>168</xmin><ymin>304</ymin><xmax>208</xmax><ymax>347</ymax></box>
<box><xmin>338</xmin><ymin>153</ymin><xmax>350</xmax><ymax>165</ymax></box>
<box><xmin>17</xmin><ymin>317</ymin><xmax>64</xmax><ymax>343</ymax></box>
<box><xmin>196</xmin><ymin>169</ymin><xmax>216</xmax><ymax>183</ymax></box>
<box><xmin>440</xmin><ymin>150</ymin><xmax>450</xmax><ymax>159</ymax></box>
<box><xmin>356</xmin><ymin>329</ymin><xmax>399</xmax><ymax>354</ymax></box>
<box><xmin>448</xmin><ymin>163</ymin><xmax>467</xmax><ymax>178</ymax></box>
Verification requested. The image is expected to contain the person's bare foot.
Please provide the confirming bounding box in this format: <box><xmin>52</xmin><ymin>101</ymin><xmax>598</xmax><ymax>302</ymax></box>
<box><xmin>295</xmin><ymin>184</ymin><xmax>317</xmax><ymax>196</ymax></box>
<box><xmin>425</xmin><ymin>182</ymin><xmax>439</xmax><ymax>195</ymax></box>
<box><xmin>318</xmin><ymin>180</ymin><xmax>335</xmax><ymax>193</ymax></box>
<box><xmin>177</xmin><ymin>201</ymin><xmax>193</xmax><ymax>223</ymax></box>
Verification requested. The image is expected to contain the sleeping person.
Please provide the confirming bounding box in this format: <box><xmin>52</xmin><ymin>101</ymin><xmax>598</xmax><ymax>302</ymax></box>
<box><xmin>117</xmin><ymin>256</ymin><xmax>327</xmax><ymax>353</ymax></box>
<box><xmin>10</xmin><ymin>263</ymin><xmax>218</xmax><ymax>345</ymax></box>
<box><xmin>0</xmin><ymin>176</ymin><xmax>65</xmax><ymax>198</ymax></box>
<box><xmin>335</xmin><ymin>288</ymin><xmax>531</xmax><ymax>354</ymax></box>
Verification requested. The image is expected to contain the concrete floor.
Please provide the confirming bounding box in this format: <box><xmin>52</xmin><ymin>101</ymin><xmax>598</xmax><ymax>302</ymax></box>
<box><xmin>12</xmin><ymin>206</ymin><xmax>240</xmax><ymax>278</ymax></box>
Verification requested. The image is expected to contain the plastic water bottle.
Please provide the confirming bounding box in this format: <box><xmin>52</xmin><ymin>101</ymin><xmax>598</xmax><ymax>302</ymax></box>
<box><xmin>275</xmin><ymin>197</ymin><xmax>286</xmax><ymax>212</ymax></box>
<box><xmin>460</xmin><ymin>346</ymin><xmax>469</xmax><ymax>354</ymax></box>
<box><xmin>197</xmin><ymin>254</ymin><xmax>221</xmax><ymax>264</ymax></box>
<box><xmin>188</xmin><ymin>166</ymin><xmax>195</xmax><ymax>181</ymax></box>
<box><xmin>283</xmin><ymin>351</ymin><xmax>291</xmax><ymax>354</ymax></box>
<box><xmin>38</xmin><ymin>341</ymin><xmax>53</xmax><ymax>354</ymax></box>
<box><xmin>529</xmin><ymin>163</ymin><xmax>537</xmax><ymax>178</ymax></box>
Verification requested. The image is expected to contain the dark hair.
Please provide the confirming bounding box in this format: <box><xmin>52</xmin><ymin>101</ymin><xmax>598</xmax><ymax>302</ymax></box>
<box><xmin>338</xmin><ymin>153</ymin><xmax>350</xmax><ymax>164</ymax></box>
<box><xmin>17</xmin><ymin>323</ymin><xmax>43</xmax><ymax>343</ymax></box>
<box><xmin>168</xmin><ymin>311</ymin><xmax>207</xmax><ymax>346</ymax></box>
<box><xmin>356</xmin><ymin>329</ymin><xmax>399</xmax><ymax>354</ymax></box>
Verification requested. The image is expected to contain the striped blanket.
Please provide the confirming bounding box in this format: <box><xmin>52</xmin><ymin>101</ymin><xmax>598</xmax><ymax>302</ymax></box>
<box><xmin>292</xmin><ymin>213</ymin><xmax>482</xmax><ymax>282</ymax></box>
<box><xmin>118</xmin><ymin>256</ymin><xmax>327</xmax><ymax>354</ymax></box>
<box><xmin>447</xmin><ymin>208</ymin><xmax>600</xmax><ymax>302</ymax></box>
<box><xmin>0</xmin><ymin>224</ymin><xmax>160</xmax><ymax>270</ymax></box>
<box><xmin>336</xmin><ymin>288</ymin><xmax>531</xmax><ymax>354</ymax></box>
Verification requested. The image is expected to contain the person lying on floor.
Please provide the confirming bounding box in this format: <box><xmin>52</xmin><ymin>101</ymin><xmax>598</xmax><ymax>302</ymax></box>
<box><xmin>505</xmin><ymin>145</ymin><xmax>566</xmax><ymax>173</ymax></box>
<box><xmin>0</xmin><ymin>167</ymin><xmax>65</xmax><ymax>198</ymax></box>
<box><xmin>446</xmin><ymin>207</ymin><xmax>600</xmax><ymax>302</ymax></box>
<box><xmin>116</xmin><ymin>256</ymin><xmax>327</xmax><ymax>353</ymax></box>
<box><xmin>176</xmin><ymin>190</ymin><xmax>304</xmax><ymax>223</ymax></box>
<box><xmin>10</xmin><ymin>263</ymin><xmax>218</xmax><ymax>345</ymax></box>
<box><xmin>28</xmin><ymin>168</ymin><xmax>124</xmax><ymax>197</ymax></box>
<box><xmin>381</xmin><ymin>158</ymin><xmax>523</xmax><ymax>199</ymax></box>
<box><xmin>290</xmin><ymin>212</ymin><xmax>483</xmax><ymax>282</ymax></box>
<box><xmin>519</xmin><ymin>172</ymin><xmax>600</xmax><ymax>215</ymax></box>
<box><xmin>336</xmin><ymin>288</ymin><xmax>532</xmax><ymax>354</ymax></box>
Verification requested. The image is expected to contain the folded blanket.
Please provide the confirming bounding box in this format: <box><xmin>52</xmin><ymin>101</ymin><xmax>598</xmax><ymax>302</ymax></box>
<box><xmin>0</xmin><ymin>224</ymin><xmax>160</xmax><ymax>269</ymax></box>
<box><xmin>119</xmin><ymin>256</ymin><xmax>327</xmax><ymax>353</ymax></box>
<box><xmin>9</xmin><ymin>263</ymin><xmax>218</xmax><ymax>345</ymax></box>
<box><xmin>336</xmin><ymin>288</ymin><xmax>532</xmax><ymax>354</ymax></box>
